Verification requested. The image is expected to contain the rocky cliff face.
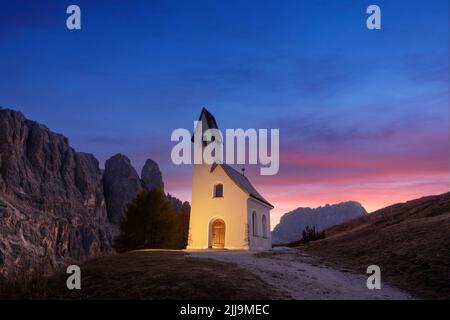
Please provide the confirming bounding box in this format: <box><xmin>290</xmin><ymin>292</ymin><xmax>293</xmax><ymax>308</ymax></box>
<box><xmin>272</xmin><ymin>201</ymin><xmax>367</xmax><ymax>244</ymax></box>
<box><xmin>102</xmin><ymin>154</ymin><xmax>190</xmax><ymax>246</ymax></box>
<box><xmin>141</xmin><ymin>159</ymin><xmax>164</xmax><ymax>192</ymax></box>
<box><xmin>101</xmin><ymin>154</ymin><xmax>189</xmax><ymax>228</ymax></box>
<box><xmin>0</xmin><ymin>108</ymin><xmax>191</xmax><ymax>280</ymax></box>
<box><xmin>0</xmin><ymin>108</ymin><xmax>113</xmax><ymax>279</ymax></box>
<box><xmin>103</xmin><ymin>154</ymin><xmax>143</xmax><ymax>226</ymax></box>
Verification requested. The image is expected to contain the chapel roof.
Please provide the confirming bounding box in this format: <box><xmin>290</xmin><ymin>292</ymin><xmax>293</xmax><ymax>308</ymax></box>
<box><xmin>211</xmin><ymin>163</ymin><xmax>274</xmax><ymax>209</ymax></box>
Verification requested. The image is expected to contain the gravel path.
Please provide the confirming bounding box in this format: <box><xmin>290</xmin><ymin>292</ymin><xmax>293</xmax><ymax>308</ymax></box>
<box><xmin>188</xmin><ymin>248</ymin><xmax>412</xmax><ymax>300</ymax></box>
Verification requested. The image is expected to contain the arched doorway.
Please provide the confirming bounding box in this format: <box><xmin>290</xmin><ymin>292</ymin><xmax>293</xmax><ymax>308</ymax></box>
<box><xmin>211</xmin><ymin>219</ymin><xmax>225</xmax><ymax>248</ymax></box>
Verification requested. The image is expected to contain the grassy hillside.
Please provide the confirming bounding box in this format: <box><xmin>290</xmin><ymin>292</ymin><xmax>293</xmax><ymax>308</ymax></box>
<box><xmin>1</xmin><ymin>251</ymin><xmax>284</xmax><ymax>300</ymax></box>
<box><xmin>304</xmin><ymin>193</ymin><xmax>450</xmax><ymax>299</ymax></box>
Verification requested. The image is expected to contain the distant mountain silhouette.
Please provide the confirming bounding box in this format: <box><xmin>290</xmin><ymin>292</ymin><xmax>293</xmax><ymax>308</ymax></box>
<box><xmin>272</xmin><ymin>201</ymin><xmax>367</xmax><ymax>243</ymax></box>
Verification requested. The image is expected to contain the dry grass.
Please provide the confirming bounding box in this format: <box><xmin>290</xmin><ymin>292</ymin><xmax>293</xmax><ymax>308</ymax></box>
<box><xmin>0</xmin><ymin>270</ymin><xmax>49</xmax><ymax>299</ymax></box>
<box><xmin>2</xmin><ymin>251</ymin><xmax>284</xmax><ymax>300</ymax></box>
<box><xmin>0</xmin><ymin>252</ymin><xmax>54</xmax><ymax>299</ymax></box>
<box><xmin>303</xmin><ymin>193</ymin><xmax>450</xmax><ymax>299</ymax></box>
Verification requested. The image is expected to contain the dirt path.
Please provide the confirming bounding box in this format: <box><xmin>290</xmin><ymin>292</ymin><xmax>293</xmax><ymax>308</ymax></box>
<box><xmin>188</xmin><ymin>248</ymin><xmax>412</xmax><ymax>300</ymax></box>
<box><xmin>3</xmin><ymin>249</ymin><xmax>413</xmax><ymax>299</ymax></box>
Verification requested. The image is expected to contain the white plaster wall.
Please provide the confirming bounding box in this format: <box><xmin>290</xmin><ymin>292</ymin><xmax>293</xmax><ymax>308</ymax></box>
<box><xmin>247</xmin><ymin>198</ymin><xmax>272</xmax><ymax>250</ymax></box>
<box><xmin>188</xmin><ymin>164</ymin><xmax>251</xmax><ymax>249</ymax></box>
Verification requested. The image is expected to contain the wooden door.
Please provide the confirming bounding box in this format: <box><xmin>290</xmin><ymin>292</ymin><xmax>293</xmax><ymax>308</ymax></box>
<box><xmin>212</xmin><ymin>219</ymin><xmax>225</xmax><ymax>248</ymax></box>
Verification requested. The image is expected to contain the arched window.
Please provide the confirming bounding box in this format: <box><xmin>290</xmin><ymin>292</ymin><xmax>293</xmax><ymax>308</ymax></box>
<box><xmin>252</xmin><ymin>211</ymin><xmax>258</xmax><ymax>236</ymax></box>
<box><xmin>213</xmin><ymin>183</ymin><xmax>223</xmax><ymax>197</ymax></box>
<box><xmin>262</xmin><ymin>215</ymin><xmax>268</xmax><ymax>238</ymax></box>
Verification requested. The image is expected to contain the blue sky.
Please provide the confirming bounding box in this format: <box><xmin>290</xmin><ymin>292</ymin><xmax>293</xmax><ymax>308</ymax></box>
<box><xmin>0</xmin><ymin>0</ymin><xmax>448</xmax><ymax>225</ymax></box>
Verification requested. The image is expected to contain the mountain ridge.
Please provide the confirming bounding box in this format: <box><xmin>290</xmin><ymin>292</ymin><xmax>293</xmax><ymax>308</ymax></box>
<box><xmin>272</xmin><ymin>201</ymin><xmax>367</xmax><ymax>244</ymax></box>
<box><xmin>0</xmin><ymin>107</ymin><xmax>188</xmax><ymax>280</ymax></box>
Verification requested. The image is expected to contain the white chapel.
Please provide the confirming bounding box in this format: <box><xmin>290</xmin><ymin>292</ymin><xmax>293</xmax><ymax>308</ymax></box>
<box><xmin>187</xmin><ymin>108</ymin><xmax>273</xmax><ymax>250</ymax></box>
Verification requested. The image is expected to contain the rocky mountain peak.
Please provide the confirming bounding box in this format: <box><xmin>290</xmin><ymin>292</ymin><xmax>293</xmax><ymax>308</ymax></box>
<box><xmin>141</xmin><ymin>158</ymin><xmax>164</xmax><ymax>192</ymax></box>
<box><xmin>103</xmin><ymin>153</ymin><xmax>142</xmax><ymax>226</ymax></box>
<box><xmin>272</xmin><ymin>201</ymin><xmax>367</xmax><ymax>244</ymax></box>
<box><xmin>0</xmin><ymin>108</ymin><xmax>113</xmax><ymax>279</ymax></box>
<box><xmin>0</xmin><ymin>108</ymin><xmax>190</xmax><ymax>280</ymax></box>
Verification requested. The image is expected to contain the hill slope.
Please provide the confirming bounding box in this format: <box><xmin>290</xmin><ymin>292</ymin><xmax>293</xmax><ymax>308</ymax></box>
<box><xmin>304</xmin><ymin>193</ymin><xmax>450</xmax><ymax>299</ymax></box>
<box><xmin>1</xmin><ymin>251</ymin><xmax>284</xmax><ymax>299</ymax></box>
<box><xmin>272</xmin><ymin>201</ymin><xmax>367</xmax><ymax>243</ymax></box>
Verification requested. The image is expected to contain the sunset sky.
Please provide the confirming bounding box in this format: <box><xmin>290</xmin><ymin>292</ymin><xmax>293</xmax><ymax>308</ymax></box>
<box><xmin>0</xmin><ymin>0</ymin><xmax>448</xmax><ymax>227</ymax></box>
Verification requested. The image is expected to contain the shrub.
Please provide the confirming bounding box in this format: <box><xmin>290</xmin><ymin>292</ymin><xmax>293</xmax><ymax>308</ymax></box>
<box><xmin>300</xmin><ymin>225</ymin><xmax>325</xmax><ymax>244</ymax></box>
<box><xmin>179</xmin><ymin>201</ymin><xmax>191</xmax><ymax>248</ymax></box>
<box><xmin>113</xmin><ymin>189</ymin><xmax>183</xmax><ymax>252</ymax></box>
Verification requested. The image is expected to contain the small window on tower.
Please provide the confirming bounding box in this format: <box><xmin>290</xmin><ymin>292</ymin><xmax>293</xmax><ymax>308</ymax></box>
<box><xmin>213</xmin><ymin>184</ymin><xmax>223</xmax><ymax>198</ymax></box>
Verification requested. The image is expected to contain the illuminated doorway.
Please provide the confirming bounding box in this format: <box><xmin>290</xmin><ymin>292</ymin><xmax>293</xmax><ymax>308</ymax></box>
<box><xmin>211</xmin><ymin>219</ymin><xmax>225</xmax><ymax>248</ymax></box>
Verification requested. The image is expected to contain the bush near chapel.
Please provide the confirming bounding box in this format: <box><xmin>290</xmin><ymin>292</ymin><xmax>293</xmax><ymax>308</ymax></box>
<box><xmin>300</xmin><ymin>225</ymin><xmax>325</xmax><ymax>244</ymax></box>
<box><xmin>274</xmin><ymin>225</ymin><xmax>326</xmax><ymax>248</ymax></box>
<box><xmin>114</xmin><ymin>189</ymin><xmax>183</xmax><ymax>252</ymax></box>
